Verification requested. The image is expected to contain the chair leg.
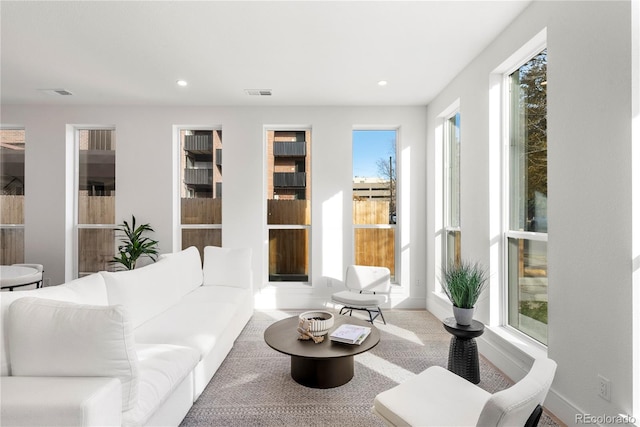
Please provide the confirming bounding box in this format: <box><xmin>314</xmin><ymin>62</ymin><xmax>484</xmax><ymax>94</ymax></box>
<box><xmin>377</xmin><ymin>307</ymin><xmax>387</xmax><ymax>325</ymax></box>
<box><xmin>339</xmin><ymin>307</ymin><xmax>354</xmax><ymax>317</ymax></box>
<box><xmin>338</xmin><ymin>306</ymin><xmax>386</xmax><ymax>325</ymax></box>
<box><xmin>524</xmin><ymin>404</ymin><xmax>543</xmax><ymax>427</ymax></box>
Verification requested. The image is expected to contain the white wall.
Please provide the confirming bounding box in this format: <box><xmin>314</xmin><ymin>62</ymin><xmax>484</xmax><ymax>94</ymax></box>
<box><xmin>2</xmin><ymin>105</ymin><xmax>426</xmax><ymax>309</ymax></box>
<box><xmin>426</xmin><ymin>1</ymin><xmax>635</xmax><ymax>424</ymax></box>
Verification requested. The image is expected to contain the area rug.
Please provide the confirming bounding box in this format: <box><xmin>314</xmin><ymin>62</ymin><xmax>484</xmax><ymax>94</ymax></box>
<box><xmin>181</xmin><ymin>309</ymin><xmax>560</xmax><ymax>427</ymax></box>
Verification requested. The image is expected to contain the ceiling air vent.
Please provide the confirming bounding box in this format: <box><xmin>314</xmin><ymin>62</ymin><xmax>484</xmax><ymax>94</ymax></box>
<box><xmin>245</xmin><ymin>89</ymin><xmax>272</xmax><ymax>96</ymax></box>
<box><xmin>39</xmin><ymin>89</ymin><xmax>73</xmax><ymax>96</ymax></box>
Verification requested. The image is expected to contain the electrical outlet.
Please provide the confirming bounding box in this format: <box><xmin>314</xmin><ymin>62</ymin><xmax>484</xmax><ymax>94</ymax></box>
<box><xmin>598</xmin><ymin>375</ymin><xmax>611</xmax><ymax>401</ymax></box>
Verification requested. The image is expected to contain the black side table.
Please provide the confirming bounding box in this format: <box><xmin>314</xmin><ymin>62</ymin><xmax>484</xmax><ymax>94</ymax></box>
<box><xmin>442</xmin><ymin>317</ymin><xmax>485</xmax><ymax>384</ymax></box>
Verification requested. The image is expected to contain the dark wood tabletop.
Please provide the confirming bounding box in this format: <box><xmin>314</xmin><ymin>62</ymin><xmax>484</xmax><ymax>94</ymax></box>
<box><xmin>442</xmin><ymin>317</ymin><xmax>485</xmax><ymax>339</ymax></box>
<box><xmin>264</xmin><ymin>314</ymin><xmax>380</xmax><ymax>359</ymax></box>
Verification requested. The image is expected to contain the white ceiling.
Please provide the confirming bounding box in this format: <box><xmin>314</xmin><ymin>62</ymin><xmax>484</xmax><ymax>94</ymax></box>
<box><xmin>0</xmin><ymin>1</ymin><xmax>531</xmax><ymax>107</ymax></box>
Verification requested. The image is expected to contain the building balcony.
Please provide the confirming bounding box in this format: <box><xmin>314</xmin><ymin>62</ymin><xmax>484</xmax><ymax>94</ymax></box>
<box><xmin>215</xmin><ymin>149</ymin><xmax>222</xmax><ymax>166</ymax></box>
<box><xmin>184</xmin><ymin>168</ymin><xmax>212</xmax><ymax>185</ymax></box>
<box><xmin>274</xmin><ymin>172</ymin><xmax>306</xmax><ymax>188</ymax></box>
<box><xmin>184</xmin><ymin>134</ymin><xmax>213</xmax><ymax>154</ymax></box>
<box><xmin>273</xmin><ymin>141</ymin><xmax>306</xmax><ymax>157</ymax></box>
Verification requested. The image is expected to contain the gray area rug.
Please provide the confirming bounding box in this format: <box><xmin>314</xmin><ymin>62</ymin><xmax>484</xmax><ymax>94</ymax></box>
<box><xmin>181</xmin><ymin>309</ymin><xmax>560</xmax><ymax>427</ymax></box>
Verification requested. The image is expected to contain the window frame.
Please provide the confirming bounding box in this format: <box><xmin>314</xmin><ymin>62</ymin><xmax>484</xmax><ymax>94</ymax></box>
<box><xmin>443</xmin><ymin>111</ymin><xmax>461</xmax><ymax>272</ymax></box>
<box><xmin>73</xmin><ymin>125</ymin><xmax>116</xmax><ymax>278</ymax></box>
<box><xmin>501</xmin><ymin>43</ymin><xmax>549</xmax><ymax>345</ymax></box>
<box><xmin>352</xmin><ymin>128</ymin><xmax>399</xmax><ymax>284</ymax></box>
<box><xmin>175</xmin><ymin>125</ymin><xmax>223</xmax><ymax>254</ymax></box>
<box><xmin>0</xmin><ymin>126</ymin><xmax>26</xmax><ymax>265</ymax></box>
<box><xmin>265</xmin><ymin>126</ymin><xmax>312</xmax><ymax>285</ymax></box>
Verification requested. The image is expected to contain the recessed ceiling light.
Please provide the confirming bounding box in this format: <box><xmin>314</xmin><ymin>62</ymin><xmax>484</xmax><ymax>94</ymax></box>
<box><xmin>378</xmin><ymin>80</ymin><xmax>388</xmax><ymax>86</ymax></box>
<box><xmin>245</xmin><ymin>89</ymin><xmax>272</xmax><ymax>96</ymax></box>
<box><xmin>176</xmin><ymin>80</ymin><xmax>188</xmax><ymax>87</ymax></box>
<box><xmin>38</xmin><ymin>88</ymin><xmax>73</xmax><ymax>96</ymax></box>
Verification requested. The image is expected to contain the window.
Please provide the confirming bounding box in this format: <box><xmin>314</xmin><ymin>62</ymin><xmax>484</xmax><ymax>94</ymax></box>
<box><xmin>505</xmin><ymin>49</ymin><xmax>548</xmax><ymax>344</ymax></box>
<box><xmin>352</xmin><ymin>130</ymin><xmax>397</xmax><ymax>282</ymax></box>
<box><xmin>267</xmin><ymin>129</ymin><xmax>311</xmax><ymax>282</ymax></box>
<box><xmin>0</xmin><ymin>128</ymin><xmax>25</xmax><ymax>265</ymax></box>
<box><xmin>76</xmin><ymin>128</ymin><xmax>116</xmax><ymax>277</ymax></box>
<box><xmin>180</xmin><ymin>128</ymin><xmax>222</xmax><ymax>257</ymax></box>
<box><xmin>444</xmin><ymin>112</ymin><xmax>461</xmax><ymax>271</ymax></box>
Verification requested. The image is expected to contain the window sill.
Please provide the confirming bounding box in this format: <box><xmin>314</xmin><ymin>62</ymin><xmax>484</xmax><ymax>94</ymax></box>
<box><xmin>482</xmin><ymin>324</ymin><xmax>548</xmax><ymax>363</ymax></box>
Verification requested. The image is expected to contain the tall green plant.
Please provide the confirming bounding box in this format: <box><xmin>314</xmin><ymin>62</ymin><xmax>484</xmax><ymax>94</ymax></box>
<box><xmin>441</xmin><ymin>260</ymin><xmax>488</xmax><ymax>309</ymax></box>
<box><xmin>111</xmin><ymin>215</ymin><xmax>159</xmax><ymax>270</ymax></box>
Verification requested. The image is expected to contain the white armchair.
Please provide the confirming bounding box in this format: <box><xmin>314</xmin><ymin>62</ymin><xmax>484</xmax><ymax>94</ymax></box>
<box><xmin>1</xmin><ymin>264</ymin><xmax>44</xmax><ymax>291</ymax></box>
<box><xmin>373</xmin><ymin>357</ymin><xmax>557</xmax><ymax>427</ymax></box>
<box><xmin>331</xmin><ymin>265</ymin><xmax>391</xmax><ymax>324</ymax></box>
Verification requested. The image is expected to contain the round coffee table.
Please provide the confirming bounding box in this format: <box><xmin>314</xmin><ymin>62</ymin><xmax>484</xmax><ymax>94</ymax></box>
<box><xmin>264</xmin><ymin>315</ymin><xmax>380</xmax><ymax>388</ymax></box>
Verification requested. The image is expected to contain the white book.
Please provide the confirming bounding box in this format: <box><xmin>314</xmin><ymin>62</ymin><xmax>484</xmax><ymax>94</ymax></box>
<box><xmin>330</xmin><ymin>324</ymin><xmax>372</xmax><ymax>345</ymax></box>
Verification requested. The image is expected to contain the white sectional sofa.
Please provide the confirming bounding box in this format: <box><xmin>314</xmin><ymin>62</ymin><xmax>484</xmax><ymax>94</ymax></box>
<box><xmin>0</xmin><ymin>246</ymin><xmax>253</xmax><ymax>427</ymax></box>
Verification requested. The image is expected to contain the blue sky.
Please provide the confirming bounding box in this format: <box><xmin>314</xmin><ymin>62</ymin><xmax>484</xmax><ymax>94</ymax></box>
<box><xmin>352</xmin><ymin>130</ymin><xmax>396</xmax><ymax>179</ymax></box>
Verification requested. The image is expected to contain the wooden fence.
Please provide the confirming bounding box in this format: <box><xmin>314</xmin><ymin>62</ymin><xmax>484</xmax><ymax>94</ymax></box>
<box><xmin>0</xmin><ymin>195</ymin><xmax>24</xmax><ymax>224</ymax></box>
<box><xmin>181</xmin><ymin>198</ymin><xmax>222</xmax><ymax>224</ymax></box>
<box><xmin>182</xmin><ymin>228</ymin><xmax>221</xmax><ymax>258</ymax></box>
<box><xmin>1</xmin><ymin>195</ymin><xmax>24</xmax><ymax>264</ymax></box>
<box><xmin>0</xmin><ymin>228</ymin><xmax>24</xmax><ymax>265</ymax></box>
<box><xmin>1</xmin><ymin>195</ymin><xmax>395</xmax><ymax>279</ymax></box>
<box><xmin>78</xmin><ymin>228</ymin><xmax>116</xmax><ymax>275</ymax></box>
<box><xmin>353</xmin><ymin>200</ymin><xmax>390</xmax><ymax>224</ymax></box>
<box><xmin>78</xmin><ymin>195</ymin><xmax>115</xmax><ymax>224</ymax></box>
<box><xmin>354</xmin><ymin>228</ymin><xmax>395</xmax><ymax>278</ymax></box>
<box><xmin>267</xmin><ymin>199</ymin><xmax>310</xmax><ymax>225</ymax></box>
<box><xmin>269</xmin><ymin>229</ymin><xmax>309</xmax><ymax>279</ymax></box>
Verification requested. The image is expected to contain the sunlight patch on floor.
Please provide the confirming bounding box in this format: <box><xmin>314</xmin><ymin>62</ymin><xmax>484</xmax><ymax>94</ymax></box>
<box><xmin>219</xmin><ymin>373</ymin><xmax>262</xmax><ymax>389</ymax></box>
<box><xmin>262</xmin><ymin>310</ymin><xmax>296</xmax><ymax>321</ymax></box>
<box><xmin>355</xmin><ymin>351</ymin><xmax>416</xmax><ymax>384</ymax></box>
<box><xmin>376</xmin><ymin>322</ymin><xmax>424</xmax><ymax>346</ymax></box>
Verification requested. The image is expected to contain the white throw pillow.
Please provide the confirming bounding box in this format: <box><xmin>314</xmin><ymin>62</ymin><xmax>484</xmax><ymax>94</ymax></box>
<box><xmin>158</xmin><ymin>246</ymin><xmax>203</xmax><ymax>297</ymax></box>
<box><xmin>7</xmin><ymin>297</ymin><xmax>139</xmax><ymax>411</ymax></box>
<box><xmin>202</xmin><ymin>246</ymin><xmax>252</xmax><ymax>288</ymax></box>
<box><xmin>101</xmin><ymin>261</ymin><xmax>181</xmax><ymax>328</ymax></box>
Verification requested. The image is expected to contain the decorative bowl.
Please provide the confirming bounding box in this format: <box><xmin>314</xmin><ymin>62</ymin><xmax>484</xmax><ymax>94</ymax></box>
<box><xmin>298</xmin><ymin>310</ymin><xmax>334</xmax><ymax>336</ymax></box>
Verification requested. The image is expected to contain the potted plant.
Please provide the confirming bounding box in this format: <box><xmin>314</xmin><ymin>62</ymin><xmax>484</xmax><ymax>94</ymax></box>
<box><xmin>441</xmin><ymin>260</ymin><xmax>488</xmax><ymax>325</ymax></box>
<box><xmin>111</xmin><ymin>215</ymin><xmax>159</xmax><ymax>270</ymax></box>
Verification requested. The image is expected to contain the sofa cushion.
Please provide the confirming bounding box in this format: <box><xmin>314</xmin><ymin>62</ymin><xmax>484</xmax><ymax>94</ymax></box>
<box><xmin>158</xmin><ymin>246</ymin><xmax>203</xmax><ymax>297</ymax></box>
<box><xmin>202</xmin><ymin>246</ymin><xmax>252</xmax><ymax>288</ymax></box>
<box><xmin>0</xmin><ymin>277</ymin><xmax>108</xmax><ymax>377</ymax></box>
<box><xmin>373</xmin><ymin>365</ymin><xmax>491</xmax><ymax>426</ymax></box>
<box><xmin>7</xmin><ymin>297</ymin><xmax>139</xmax><ymax>411</ymax></box>
<box><xmin>101</xmin><ymin>261</ymin><xmax>181</xmax><ymax>328</ymax></box>
<box><xmin>63</xmin><ymin>273</ymin><xmax>110</xmax><ymax>305</ymax></box>
<box><xmin>133</xmin><ymin>286</ymin><xmax>250</xmax><ymax>358</ymax></box>
<box><xmin>122</xmin><ymin>343</ymin><xmax>199</xmax><ymax>427</ymax></box>
<box><xmin>0</xmin><ymin>376</ymin><xmax>122</xmax><ymax>427</ymax></box>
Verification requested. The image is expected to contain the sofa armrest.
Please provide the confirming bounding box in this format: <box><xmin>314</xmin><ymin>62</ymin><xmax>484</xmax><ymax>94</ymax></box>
<box><xmin>1</xmin><ymin>376</ymin><xmax>122</xmax><ymax>427</ymax></box>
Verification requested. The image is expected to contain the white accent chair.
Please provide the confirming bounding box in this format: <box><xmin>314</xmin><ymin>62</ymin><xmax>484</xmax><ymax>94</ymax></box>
<box><xmin>331</xmin><ymin>265</ymin><xmax>391</xmax><ymax>324</ymax></box>
<box><xmin>372</xmin><ymin>357</ymin><xmax>557</xmax><ymax>427</ymax></box>
<box><xmin>1</xmin><ymin>264</ymin><xmax>44</xmax><ymax>291</ymax></box>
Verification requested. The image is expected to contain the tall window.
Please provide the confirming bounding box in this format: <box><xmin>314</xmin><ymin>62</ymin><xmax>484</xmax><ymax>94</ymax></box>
<box><xmin>76</xmin><ymin>128</ymin><xmax>116</xmax><ymax>277</ymax></box>
<box><xmin>506</xmin><ymin>49</ymin><xmax>548</xmax><ymax>344</ymax></box>
<box><xmin>352</xmin><ymin>130</ymin><xmax>397</xmax><ymax>282</ymax></box>
<box><xmin>267</xmin><ymin>129</ymin><xmax>311</xmax><ymax>282</ymax></box>
<box><xmin>444</xmin><ymin>113</ymin><xmax>461</xmax><ymax>270</ymax></box>
<box><xmin>180</xmin><ymin>128</ymin><xmax>222</xmax><ymax>257</ymax></box>
<box><xmin>0</xmin><ymin>128</ymin><xmax>25</xmax><ymax>265</ymax></box>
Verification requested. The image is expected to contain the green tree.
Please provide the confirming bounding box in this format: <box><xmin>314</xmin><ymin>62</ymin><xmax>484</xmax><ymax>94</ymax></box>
<box><xmin>512</xmin><ymin>49</ymin><xmax>547</xmax><ymax>231</ymax></box>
